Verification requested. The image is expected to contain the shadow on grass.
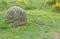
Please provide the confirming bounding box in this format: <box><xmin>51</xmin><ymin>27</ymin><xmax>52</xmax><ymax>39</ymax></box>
<box><xmin>0</xmin><ymin>27</ymin><xmax>10</xmax><ymax>30</ymax></box>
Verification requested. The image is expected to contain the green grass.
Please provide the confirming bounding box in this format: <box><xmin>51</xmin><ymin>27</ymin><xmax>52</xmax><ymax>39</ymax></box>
<box><xmin>0</xmin><ymin>10</ymin><xmax>60</xmax><ymax>39</ymax></box>
<box><xmin>0</xmin><ymin>0</ymin><xmax>45</xmax><ymax>10</ymax></box>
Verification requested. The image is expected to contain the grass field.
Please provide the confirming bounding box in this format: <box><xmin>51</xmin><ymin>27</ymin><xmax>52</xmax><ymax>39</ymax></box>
<box><xmin>0</xmin><ymin>10</ymin><xmax>60</xmax><ymax>39</ymax></box>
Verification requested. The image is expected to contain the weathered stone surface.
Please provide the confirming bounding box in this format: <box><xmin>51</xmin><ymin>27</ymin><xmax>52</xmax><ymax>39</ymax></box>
<box><xmin>5</xmin><ymin>6</ymin><xmax>27</xmax><ymax>28</ymax></box>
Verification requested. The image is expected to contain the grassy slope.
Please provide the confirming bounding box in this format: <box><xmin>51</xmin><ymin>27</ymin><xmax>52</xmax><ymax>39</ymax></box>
<box><xmin>0</xmin><ymin>10</ymin><xmax>60</xmax><ymax>39</ymax></box>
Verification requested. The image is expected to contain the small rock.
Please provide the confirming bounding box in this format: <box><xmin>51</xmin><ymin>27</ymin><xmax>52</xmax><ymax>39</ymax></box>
<box><xmin>5</xmin><ymin>6</ymin><xmax>27</xmax><ymax>28</ymax></box>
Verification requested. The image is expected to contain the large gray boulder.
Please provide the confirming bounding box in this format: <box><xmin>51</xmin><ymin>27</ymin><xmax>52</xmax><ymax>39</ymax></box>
<box><xmin>5</xmin><ymin>6</ymin><xmax>27</xmax><ymax>28</ymax></box>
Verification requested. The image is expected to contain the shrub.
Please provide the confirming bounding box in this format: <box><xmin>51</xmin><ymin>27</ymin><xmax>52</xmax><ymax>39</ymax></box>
<box><xmin>45</xmin><ymin>0</ymin><xmax>60</xmax><ymax>11</ymax></box>
<box><xmin>45</xmin><ymin>0</ymin><xmax>56</xmax><ymax>6</ymax></box>
<box><xmin>16</xmin><ymin>0</ymin><xmax>24</xmax><ymax>3</ymax></box>
<box><xmin>52</xmin><ymin>2</ymin><xmax>60</xmax><ymax>10</ymax></box>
